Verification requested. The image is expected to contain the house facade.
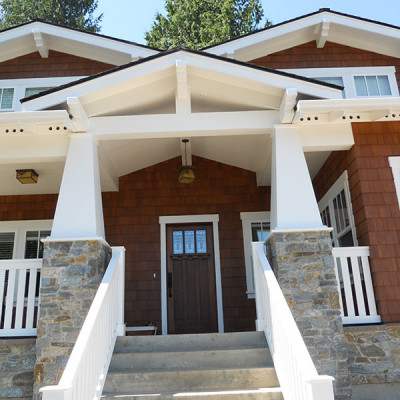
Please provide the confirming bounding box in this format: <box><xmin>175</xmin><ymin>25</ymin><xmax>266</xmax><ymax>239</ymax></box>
<box><xmin>1</xmin><ymin>9</ymin><xmax>400</xmax><ymax>400</ymax></box>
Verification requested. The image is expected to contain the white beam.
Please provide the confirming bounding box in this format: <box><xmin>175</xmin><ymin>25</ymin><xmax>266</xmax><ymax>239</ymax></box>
<box><xmin>67</xmin><ymin>97</ymin><xmax>88</xmax><ymax>132</ymax></box>
<box><xmin>316</xmin><ymin>19</ymin><xmax>330</xmax><ymax>48</ymax></box>
<box><xmin>32</xmin><ymin>28</ymin><xmax>48</xmax><ymax>58</ymax></box>
<box><xmin>50</xmin><ymin>135</ymin><xmax>105</xmax><ymax>239</ymax></box>
<box><xmin>98</xmin><ymin>144</ymin><xmax>119</xmax><ymax>191</ymax></box>
<box><xmin>89</xmin><ymin>110</ymin><xmax>277</xmax><ymax>140</ymax></box>
<box><xmin>278</xmin><ymin>88</ymin><xmax>297</xmax><ymax>123</ymax></box>
<box><xmin>270</xmin><ymin>125</ymin><xmax>323</xmax><ymax>231</ymax></box>
<box><xmin>176</xmin><ymin>59</ymin><xmax>191</xmax><ymax>114</ymax></box>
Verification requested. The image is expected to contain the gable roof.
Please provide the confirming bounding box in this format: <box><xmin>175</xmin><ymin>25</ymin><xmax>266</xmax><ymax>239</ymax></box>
<box><xmin>205</xmin><ymin>9</ymin><xmax>400</xmax><ymax>61</ymax></box>
<box><xmin>0</xmin><ymin>20</ymin><xmax>159</xmax><ymax>65</ymax></box>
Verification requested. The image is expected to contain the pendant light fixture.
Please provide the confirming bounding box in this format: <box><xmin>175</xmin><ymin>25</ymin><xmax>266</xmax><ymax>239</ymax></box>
<box><xmin>178</xmin><ymin>139</ymin><xmax>195</xmax><ymax>184</ymax></box>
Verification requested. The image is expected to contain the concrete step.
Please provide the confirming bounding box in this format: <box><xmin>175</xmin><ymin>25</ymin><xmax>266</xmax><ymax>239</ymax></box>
<box><xmin>114</xmin><ymin>331</ymin><xmax>267</xmax><ymax>353</ymax></box>
<box><xmin>102</xmin><ymin>367</ymin><xmax>280</xmax><ymax>394</ymax></box>
<box><xmin>101</xmin><ymin>388</ymin><xmax>284</xmax><ymax>399</ymax></box>
<box><xmin>109</xmin><ymin>347</ymin><xmax>273</xmax><ymax>372</ymax></box>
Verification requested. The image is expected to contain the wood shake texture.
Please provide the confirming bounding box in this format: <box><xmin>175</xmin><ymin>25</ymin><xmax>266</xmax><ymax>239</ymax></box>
<box><xmin>313</xmin><ymin>121</ymin><xmax>400</xmax><ymax>323</ymax></box>
<box><xmin>0</xmin><ymin>50</ymin><xmax>115</xmax><ymax>79</ymax></box>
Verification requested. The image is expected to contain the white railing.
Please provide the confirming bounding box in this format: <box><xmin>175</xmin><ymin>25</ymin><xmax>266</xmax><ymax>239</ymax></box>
<box><xmin>0</xmin><ymin>259</ymin><xmax>42</xmax><ymax>337</ymax></box>
<box><xmin>252</xmin><ymin>242</ymin><xmax>334</xmax><ymax>400</ymax></box>
<box><xmin>40</xmin><ymin>246</ymin><xmax>125</xmax><ymax>400</ymax></box>
<box><xmin>332</xmin><ymin>246</ymin><xmax>381</xmax><ymax>325</ymax></box>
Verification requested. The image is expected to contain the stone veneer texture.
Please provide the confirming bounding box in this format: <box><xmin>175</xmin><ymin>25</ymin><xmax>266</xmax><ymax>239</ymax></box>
<box><xmin>344</xmin><ymin>324</ymin><xmax>400</xmax><ymax>385</ymax></box>
<box><xmin>266</xmin><ymin>230</ymin><xmax>352</xmax><ymax>400</ymax></box>
<box><xmin>0</xmin><ymin>339</ymin><xmax>35</xmax><ymax>399</ymax></box>
<box><xmin>33</xmin><ymin>240</ymin><xmax>111</xmax><ymax>395</ymax></box>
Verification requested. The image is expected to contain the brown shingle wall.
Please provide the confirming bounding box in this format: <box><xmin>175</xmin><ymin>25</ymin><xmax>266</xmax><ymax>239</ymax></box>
<box><xmin>251</xmin><ymin>41</ymin><xmax>400</xmax><ymax>89</ymax></box>
<box><xmin>0</xmin><ymin>50</ymin><xmax>115</xmax><ymax>79</ymax></box>
<box><xmin>0</xmin><ymin>194</ymin><xmax>57</xmax><ymax>221</ymax></box>
<box><xmin>313</xmin><ymin>121</ymin><xmax>400</xmax><ymax>322</ymax></box>
<box><xmin>103</xmin><ymin>156</ymin><xmax>270</xmax><ymax>332</ymax></box>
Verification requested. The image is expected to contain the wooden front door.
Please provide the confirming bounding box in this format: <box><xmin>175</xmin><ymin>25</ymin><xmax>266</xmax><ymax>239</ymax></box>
<box><xmin>167</xmin><ymin>224</ymin><xmax>218</xmax><ymax>334</ymax></box>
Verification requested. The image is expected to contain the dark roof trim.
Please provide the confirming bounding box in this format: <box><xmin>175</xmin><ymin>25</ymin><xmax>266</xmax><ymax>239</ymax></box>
<box><xmin>0</xmin><ymin>19</ymin><xmax>161</xmax><ymax>52</ymax></box>
<box><xmin>203</xmin><ymin>8</ymin><xmax>400</xmax><ymax>51</ymax></box>
<box><xmin>21</xmin><ymin>46</ymin><xmax>342</xmax><ymax>104</ymax></box>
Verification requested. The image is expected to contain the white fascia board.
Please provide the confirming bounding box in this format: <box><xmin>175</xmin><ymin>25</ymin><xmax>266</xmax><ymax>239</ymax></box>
<box><xmin>22</xmin><ymin>50</ymin><xmax>341</xmax><ymax>112</ymax></box>
<box><xmin>207</xmin><ymin>11</ymin><xmax>400</xmax><ymax>61</ymax></box>
<box><xmin>0</xmin><ymin>21</ymin><xmax>158</xmax><ymax>64</ymax></box>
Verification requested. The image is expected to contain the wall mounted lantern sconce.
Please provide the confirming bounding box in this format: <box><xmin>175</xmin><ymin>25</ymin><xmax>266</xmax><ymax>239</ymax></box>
<box><xmin>178</xmin><ymin>139</ymin><xmax>195</xmax><ymax>184</ymax></box>
<box><xmin>16</xmin><ymin>169</ymin><xmax>39</xmax><ymax>184</ymax></box>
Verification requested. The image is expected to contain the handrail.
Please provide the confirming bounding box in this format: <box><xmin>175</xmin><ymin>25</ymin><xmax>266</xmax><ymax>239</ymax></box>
<box><xmin>332</xmin><ymin>246</ymin><xmax>381</xmax><ymax>325</ymax></box>
<box><xmin>0</xmin><ymin>259</ymin><xmax>42</xmax><ymax>337</ymax></box>
<box><xmin>40</xmin><ymin>246</ymin><xmax>125</xmax><ymax>400</ymax></box>
<box><xmin>252</xmin><ymin>242</ymin><xmax>334</xmax><ymax>400</ymax></box>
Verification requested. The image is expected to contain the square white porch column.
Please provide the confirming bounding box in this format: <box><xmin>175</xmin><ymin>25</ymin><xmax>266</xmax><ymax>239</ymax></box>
<box><xmin>50</xmin><ymin>134</ymin><xmax>105</xmax><ymax>239</ymax></box>
<box><xmin>271</xmin><ymin>125</ymin><xmax>323</xmax><ymax>230</ymax></box>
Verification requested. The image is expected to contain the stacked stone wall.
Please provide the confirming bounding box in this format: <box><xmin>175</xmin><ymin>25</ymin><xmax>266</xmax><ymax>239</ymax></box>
<box><xmin>345</xmin><ymin>324</ymin><xmax>400</xmax><ymax>385</ymax></box>
<box><xmin>0</xmin><ymin>339</ymin><xmax>35</xmax><ymax>399</ymax></box>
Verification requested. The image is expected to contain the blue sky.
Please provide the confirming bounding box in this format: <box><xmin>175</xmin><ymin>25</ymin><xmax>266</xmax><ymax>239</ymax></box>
<box><xmin>96</xmin><ymin>0</ymin><xmax>400</xmax><ymax>44</ymax></box>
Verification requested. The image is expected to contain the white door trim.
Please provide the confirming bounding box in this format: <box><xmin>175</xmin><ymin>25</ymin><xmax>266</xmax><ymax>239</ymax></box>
<box><xmin>159</xmin><ymin>214</ymin><xmax>224</xmax><ymax>335</ymax></box>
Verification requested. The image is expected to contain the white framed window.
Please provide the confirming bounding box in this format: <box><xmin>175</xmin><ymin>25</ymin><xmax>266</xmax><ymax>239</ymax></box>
<box><xmin>280</xmin><ymin>66</ymin><xmax>399</xmax><ymax>99</ymax></box>
<box><xmin>318</xmin><ymin>171</ymin><xmax>357</xmax><ymax>247</ymax></box>
<box><xmin>0</xmin><ymin>76</ymin><xmax>85</xmax><ymax>112</ymax></box>
<box><xmin>389</xmin><ymin>157</ymin><xmax>400</xmax><ymax>209</ymax></box>
<box><xmin>0</xmin><ymin>220</ymin><xmax>52</xmax><ymax>260</ymax></box>
<box><xmin>240</xmin><ymin>211</ymin><xmax>270</xmax><ymax>298</ymax></box>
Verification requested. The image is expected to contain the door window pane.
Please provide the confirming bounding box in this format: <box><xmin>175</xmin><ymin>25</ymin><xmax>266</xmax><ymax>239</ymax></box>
<box><xmin>184</xmin><ymin>230</ymin><xmax>195</xmax><ymax>254</ymax></box>
<box><xmin>173</xmin><ymin>231</ymin><xmax>183</xmax><ymax>254</ymax></box>
<box><xmin>196</xmin><ymin>230</ymin><xmax>207</xmax><ymax>253</ymax></box>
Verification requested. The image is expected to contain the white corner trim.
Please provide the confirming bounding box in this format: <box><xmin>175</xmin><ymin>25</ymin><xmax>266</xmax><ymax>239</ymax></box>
<box><xmin>389</xmin><ymin>156</ymin><xmax>400</xmax><ymax>210</ymax></box>
<box><xmin>159</xmin><ymin>214</ymin><xmax>223</xmax><ymax>335</ymax></box>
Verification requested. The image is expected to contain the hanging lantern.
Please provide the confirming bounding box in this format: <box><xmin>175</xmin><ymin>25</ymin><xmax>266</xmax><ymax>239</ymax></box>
<box><xmin>178</xmin><ymin>139</ymin><xmax>195</xmax><ymax>184</ymax></box>
<box><xmin>16</xmin><ymin>169</ymin><xmax>39</xmax><ymax>184</ymax></box>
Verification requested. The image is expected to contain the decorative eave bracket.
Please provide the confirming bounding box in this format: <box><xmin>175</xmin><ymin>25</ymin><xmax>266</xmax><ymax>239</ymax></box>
<box><xmin>32</xmin><ymin>28</ymin><xmax>49</xmax><ymax>58</ymax></box>
<box><xmin>279</xmin><ymin>88</ymin><xmax>298</xmax><ymax>123</ymax></box>
<box><xmin>316</xmin><ymin>19</ymin><xmax>330</xmax><ymax>49</ymax></box>
<box><xmin>67</xmin><ymin>97</ymin><xmax>88</xmax><ymax>132</ymax></box>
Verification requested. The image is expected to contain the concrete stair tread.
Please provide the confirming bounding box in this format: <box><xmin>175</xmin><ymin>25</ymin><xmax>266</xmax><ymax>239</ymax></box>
<box><xmin>114</xmin><ymin>331</ymin><xmax>268</xmax><ymax>353</ymax></box>
<box><xmin>101</xmin><ymin>387</ymin><xmax>283</xmax><ymax>399</ymax></box>
<box><xmin>108</xmin><ymin>348</ymin><xmax>273</xmax><ymax>372</ymax></box>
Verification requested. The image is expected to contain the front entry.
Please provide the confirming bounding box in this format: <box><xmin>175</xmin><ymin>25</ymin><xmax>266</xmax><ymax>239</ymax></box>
<box><xmin>167</xmin><ymin>224</ymin><xmax>218</xmax><ymax>334</ymax></box>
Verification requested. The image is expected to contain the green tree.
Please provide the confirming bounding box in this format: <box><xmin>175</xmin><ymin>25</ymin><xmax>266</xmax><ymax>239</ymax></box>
<box><xmin>145</xmin><ymin>0</ymin><xmax>269</xmax><ymax>50</ymax></box>
<box><xmin>0</xmin><ymin>0</ymin><xmax>102</xmax><ymax>32</ymax></box>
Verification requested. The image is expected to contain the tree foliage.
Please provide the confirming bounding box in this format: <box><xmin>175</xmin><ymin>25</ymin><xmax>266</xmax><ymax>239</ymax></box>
<box><xmin>145</xmin><ymin>0</ymin><xmax>269</xmax><ymax>50</ymax></box>
<box><xmin>0</xmin><ymin>0</ymin><xmax>102</xmax><ymax>32</ymax></box>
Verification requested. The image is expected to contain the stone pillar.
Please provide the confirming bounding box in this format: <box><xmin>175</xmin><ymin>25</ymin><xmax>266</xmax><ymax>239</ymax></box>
<box><xmin>33</xmin><ymin>239</ymin><xmax>111</xmax><ymax>396</ymax></box>
<box><xmin>266</xmin><ymin>229</ymin><xmax>351</xmax><ymax>400</ymax></box>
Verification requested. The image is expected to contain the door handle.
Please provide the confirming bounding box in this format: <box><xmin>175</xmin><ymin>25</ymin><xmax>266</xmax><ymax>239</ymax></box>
<box><xmin>168</xmin><ymin>272</ymin><xmax>173</xmax><ymax>297</ymax></box>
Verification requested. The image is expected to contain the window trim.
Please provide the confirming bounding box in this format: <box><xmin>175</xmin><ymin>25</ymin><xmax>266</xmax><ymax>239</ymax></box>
<box><xmin>318</xmin><ymin>171</ymin><xmax>358</xmax><ymax>247</ymax></box>
<box><xmin>389</xmin><ymin>157</ymin><xmax>400</xmax><ymax>209</ymax></box>
<box><xmin>240</xmin><ymin>211</ymin><xmax>270</xmax><ymax>298</ymax></box>
<box><xmin>279</xmin><ymin>66</ymin><xmax>399</xmax><ymax>99</ymax></box>
<box><xmin>0</xmin><ymin>76</ymin><xmax>86</xmax><ymax>112</ymax></box>
<box><xmin>0</xmin><ymin>220</ymin><xmax>53</xmax><ymax>259</ymax></box>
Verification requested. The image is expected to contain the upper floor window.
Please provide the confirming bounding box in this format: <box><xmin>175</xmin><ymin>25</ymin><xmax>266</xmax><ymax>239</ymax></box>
<box><xmin>0</xmin><ymin>76</ymin><xmax>85</xmax><ymax>112</ymax></box>
<box><xmin>280</xmin><ymin>66</ymin><xmax>399</xmax><ymax>99</ymax></box>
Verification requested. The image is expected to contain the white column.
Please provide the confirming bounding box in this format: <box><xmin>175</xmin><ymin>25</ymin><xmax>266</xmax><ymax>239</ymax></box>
<box><xmin>271</xmin><ymin>125</ymin><xmax>324</xmax><ymax>231</ymax></box>
<box><xmin>50</xmin><ymin>134</ymin><xmax>105</xmax><ymax>239</ymax></box>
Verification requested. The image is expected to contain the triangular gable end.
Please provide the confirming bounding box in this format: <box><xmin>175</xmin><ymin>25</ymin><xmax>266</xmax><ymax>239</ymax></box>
<box><xmin>205</xmin><ymin>9</ymin><xmax>400</xmax><ymax>62</ymax></box>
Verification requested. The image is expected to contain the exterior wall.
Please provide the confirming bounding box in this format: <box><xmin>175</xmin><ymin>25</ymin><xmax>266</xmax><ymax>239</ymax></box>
<box><xmin>0</xmin><ymin>194</ymin><xmax>57</xmax><ymax>221</ymax></box>
<box><xmin>250</xmin><ymin>41</ymin><xmax>400</xmax><ymax>88</ymax></box>
<box><xmin>344</xmin><ymin>324</ymin><xmax>400</xmax><ymax>384</ymax></box>
<box><xmin>0</xmin><ymin>50</ymin><xmax>115</xmax><ymax>79</ymax></box>
<box><xmin>0</xmin><ymin>338</ymin><xmax>36</xmax><ymax>399</ymax></box>
<box><xmin>103</xmin><ymin>155</ymin><xmax>270</xmax><ymax>333</ymax></box>
<box><xmin>313</xmin><ymin>121</ymin><xmax>400</xmax><ymax>323</ymax></box>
